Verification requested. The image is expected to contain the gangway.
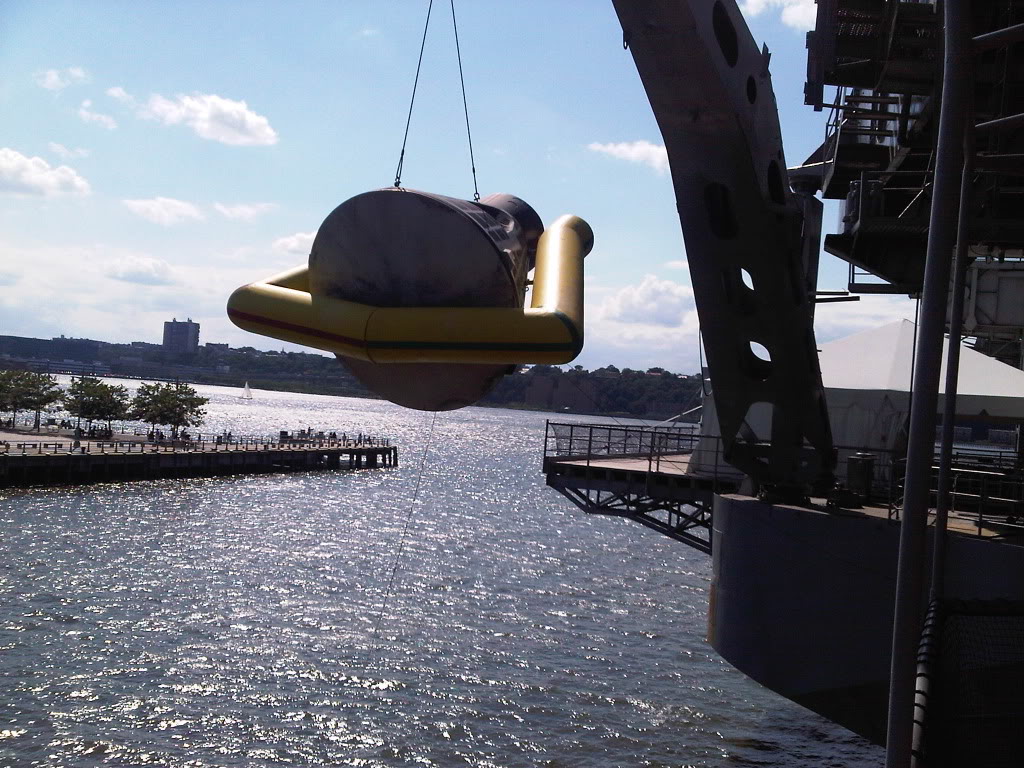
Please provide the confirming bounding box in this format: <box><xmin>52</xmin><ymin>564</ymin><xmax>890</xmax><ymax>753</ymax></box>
<box><xmin>542</xmin><ymin>421</ymin><xmax>738</xmax><ymax>554</ymax></box>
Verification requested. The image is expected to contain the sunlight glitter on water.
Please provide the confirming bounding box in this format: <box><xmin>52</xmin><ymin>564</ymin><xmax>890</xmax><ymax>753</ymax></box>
<box><xmin>1</xmin><ymin>386</ymin><xmax>881</xmax><ymax>766</ymax></box>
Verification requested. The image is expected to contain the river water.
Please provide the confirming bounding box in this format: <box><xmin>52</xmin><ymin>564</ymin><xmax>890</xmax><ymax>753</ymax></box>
<box><xmin>1</xmin><ymin>382</ymin><xmax>880</xmax><ymax>767</ymax></box>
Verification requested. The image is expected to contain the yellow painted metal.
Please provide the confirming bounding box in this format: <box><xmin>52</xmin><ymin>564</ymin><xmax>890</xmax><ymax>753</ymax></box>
<box><xmin>530</xmin><ymin>214</ymin><xmax>590</xmax><ymax>322</ymax></box>
<box><xmin>226</xmin><ymin>280</ymin><xmax>374</xmax><ymax>360</ymax></box>
<box><xmin>225</xmin><ymin>214</ymin><xmax>593</xmax><ymax>364</ymax></box>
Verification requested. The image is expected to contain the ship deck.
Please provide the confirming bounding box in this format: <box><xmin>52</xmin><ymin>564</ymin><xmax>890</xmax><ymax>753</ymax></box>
<box><xmin>545</xmin><ymin>452</ymin><xmax>1024</xmax><ymax>546</ymax></box>
<box><xmin>553</xmin><ymin>453</ymin><xmax>693</xmax><ymax>475</ymax></box>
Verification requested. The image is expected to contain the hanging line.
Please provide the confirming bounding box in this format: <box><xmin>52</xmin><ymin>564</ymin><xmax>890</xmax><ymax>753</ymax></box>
<box><xmin>368</xmin><ymin>410</ymin><xmax>439</xmax><ymax>660</ymax></box>
<box><xmin>698</xmin><ymin>327</ymin><xmax>710</xmax><ymax>398</ymax></box>
<box><xmin>394</xmin><ymin>0</ymin><xmax>435</xmax><ymax>189</ymax></box>
<box><xmin>450</xmin><ymin>0</ymin><xmax>480</xmax><ymax>201</ymax></box>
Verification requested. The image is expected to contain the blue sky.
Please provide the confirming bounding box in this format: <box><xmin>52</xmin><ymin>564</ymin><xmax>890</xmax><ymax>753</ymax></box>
<box><xmin>1</xmin><ymin>0</ymin><xmax>914</xmax><ymax>373</ymax></box>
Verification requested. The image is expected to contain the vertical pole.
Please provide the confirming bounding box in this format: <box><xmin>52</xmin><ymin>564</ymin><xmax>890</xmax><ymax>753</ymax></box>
<box><xmin>930</xmin><ymin>121</ymin><xmax>974</xmax><ymax>601</ymax></box>
<box><xmin>885</xmin><ymin>2</ymin><xmax>970</xmax><ymax>766</ymax></box>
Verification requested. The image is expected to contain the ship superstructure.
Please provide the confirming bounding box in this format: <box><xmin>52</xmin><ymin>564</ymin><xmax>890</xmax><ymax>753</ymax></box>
<box><xmin>544</xmin><ymin>2</ymin><xmax>1024</xmax><ymax>765</ymax></box>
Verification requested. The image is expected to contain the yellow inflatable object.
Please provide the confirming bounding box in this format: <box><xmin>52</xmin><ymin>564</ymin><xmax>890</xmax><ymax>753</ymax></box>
<box><xmin>227</xmin><ymin>214</ymin><xmax>592</xmax><ymax>365</ymax></box>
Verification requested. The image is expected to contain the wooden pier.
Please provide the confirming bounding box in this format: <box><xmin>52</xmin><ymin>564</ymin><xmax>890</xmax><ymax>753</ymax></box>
<box><xmin>0</xmin><ymin>438</ymin><xmax>398</xmax><ymax>488</ymax></box>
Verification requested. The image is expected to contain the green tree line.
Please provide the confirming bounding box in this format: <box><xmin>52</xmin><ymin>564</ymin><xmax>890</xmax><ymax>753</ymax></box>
<box><xmin>0</xmin><ymin>371</ymin><xmax>207</xmax><ymax>434</ymax></box>
<box><xmin>482</xmin><ymin>364</ymin><xmax>704</xmax><ymax>418</ymax></box>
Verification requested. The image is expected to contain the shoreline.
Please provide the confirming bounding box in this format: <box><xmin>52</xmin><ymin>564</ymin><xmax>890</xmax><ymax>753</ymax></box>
<box><xmin>8</xmin><ymin>369</ymin><xmax>699</xmax><ymax>423</ymax></box>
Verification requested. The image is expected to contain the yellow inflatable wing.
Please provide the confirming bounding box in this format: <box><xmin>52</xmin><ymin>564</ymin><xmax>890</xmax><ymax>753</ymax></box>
<box><xmin>227</xmin><ymin>214</ymin><xmax>592</xmax><ymax>366</ymax></box>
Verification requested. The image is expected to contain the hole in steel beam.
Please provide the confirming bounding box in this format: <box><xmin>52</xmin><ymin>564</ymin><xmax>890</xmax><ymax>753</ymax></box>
<box><xmin>704</xmin><ymin>183</ymin><xmax>738</xmax><ymax>239</ymax></box>
<box><xmin>750</xmin><ymin>341</ymin><xmax>771</xmax><ymax>362</ymax></box>
<box><xmin>712</xmin><ymin>1</ymin><xmax>739</xmax><ymax>68</ymax></box>
<box><xmin>744</xmin><ymin>342</ymin><xmax>773</xmax><ymax>382</ymax></box>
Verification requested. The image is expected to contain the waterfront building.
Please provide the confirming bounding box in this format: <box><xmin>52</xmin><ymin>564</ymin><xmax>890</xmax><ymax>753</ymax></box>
<box><xmin>162</xmin><ymin>318</ymin><xmax>200</xmax><ymax>355</ymax></box>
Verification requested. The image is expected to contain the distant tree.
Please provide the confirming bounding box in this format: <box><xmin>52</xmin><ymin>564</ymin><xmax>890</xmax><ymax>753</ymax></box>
<box><xmin>129</xmin><ymin>382</ymin><xmax>164</xmax><ymax>433</ymax></box>
<box><xmin>130</xmin><ymin>382</ymin><xmax>208</xmax><ymax>436</ymax></box>
<box><xmin>94</xmin><ymin>383</ymin><xmax>131</xmax><ymax>430</ymax></box>
<box><xmin>0</xmin><ymin>370</ymin><xmax>61</xmax><ymax>429</ymax></box>
<box><xmin>161</xmin><ymin>382</ymin><xmax>208</xmax><ymax>435</ymax></box>
<box><xmin>26</xmin><ymin>373</ymin><xmax>63</xmax><ymax>431</ymax></box>
<box><xmin>63</xmin><ymin>377</ymin><xmax>129</xmax><ymax>429</ymax></box>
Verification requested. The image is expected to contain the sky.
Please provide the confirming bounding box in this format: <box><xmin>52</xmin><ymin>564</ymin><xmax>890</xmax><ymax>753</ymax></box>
<box><xmin>1</xmin><ymin>0</ymin><xmax>915</xmax><ymax>374</ymax></box>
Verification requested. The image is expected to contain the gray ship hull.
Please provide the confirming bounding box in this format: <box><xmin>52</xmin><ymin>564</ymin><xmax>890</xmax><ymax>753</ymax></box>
<box><xmin>709</xmin><ymin>495</ymin><xmax>1024</xmax><ymax>744</ymax></box>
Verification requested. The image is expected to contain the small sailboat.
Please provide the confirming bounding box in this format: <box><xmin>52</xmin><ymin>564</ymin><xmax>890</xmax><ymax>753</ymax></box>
<box><xmin>240</xmin><ymin>382</ymin><xmax>253</xmax><ymax>400</ymax></box>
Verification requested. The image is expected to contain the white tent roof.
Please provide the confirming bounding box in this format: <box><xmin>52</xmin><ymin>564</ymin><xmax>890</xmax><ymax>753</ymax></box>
<box><xmin>818</xmin><ymin>320</ymin><xmax>1024</xmax><ymax>419</ymax></box>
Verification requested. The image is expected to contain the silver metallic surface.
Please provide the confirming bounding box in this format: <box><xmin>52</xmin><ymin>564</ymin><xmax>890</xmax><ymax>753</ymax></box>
<box><xmin>308</xmin><ymin>189</ymin><xmax>537</xmax><ymax>411</ymax></box>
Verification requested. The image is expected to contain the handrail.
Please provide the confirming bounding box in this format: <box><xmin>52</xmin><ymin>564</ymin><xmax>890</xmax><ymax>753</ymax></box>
<box><xmin>544</xmin><ymin>421</ymin><xmax>1024</xmax><ymax>533</ymax></box>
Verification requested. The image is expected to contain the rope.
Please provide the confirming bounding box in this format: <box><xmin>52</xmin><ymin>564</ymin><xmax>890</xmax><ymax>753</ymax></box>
<box><xmin>450</xmin><ymin>0</ymin><xmax>480</xmax><ymax>201</ymax></box>
<box><xmin>368</xmin><ymin>411</ymin><xmax>438</xmax><ymax>657</ymax></box>
<box><xmin>394</xmin><ymin>0</ymin><xmax>435</xmax><ymax>189</ymax></box>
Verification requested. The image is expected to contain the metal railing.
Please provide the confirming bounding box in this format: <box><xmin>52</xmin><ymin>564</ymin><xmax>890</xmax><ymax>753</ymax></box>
<box><xmin>544</xmin><ymin>421</ymin><xmax>700</xmax><ymax>461</ymax></box>
<box><xmin>544</xmin><ymin>421</ymin><xmax>1024</xmax><ymax>539</ymax></box>
<box><xmin>1</xmin><ymin>434</ymin><xmax>391</xmax><ymax>457</ymax></box>
<box><xmin>1</xmin><ymin>415</ymin><xmax>390</xmax><ymax>450</ymax></box>
<box><xmin>543</xmin><ymin>421</ymin><xmax>734</xmax><ymax>493</ymax></box>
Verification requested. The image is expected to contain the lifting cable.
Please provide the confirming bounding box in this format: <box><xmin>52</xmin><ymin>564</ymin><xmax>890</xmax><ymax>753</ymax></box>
<box><xmin>367</xmin><ymin>411</ymin><xmax>438</xmax><ymax>659</ymax></box>
<box><xmin>393</xmin><ymin>0</ymin><xmax>481</xmax><ymax>200</ymax></box>
<box><xmin>450</xmin><ymin>0</ymin><xmax>481</xmax><ymax>201</ymax></box>
<box><xmin>393</xmin><ymin>0</ymin><xmax>434</xmax><ymax>189</ymax></box>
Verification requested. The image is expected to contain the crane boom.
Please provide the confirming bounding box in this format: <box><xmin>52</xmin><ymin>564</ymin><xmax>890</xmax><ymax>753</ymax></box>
<box><xmin>612</xmin><ymin>0</ymin><xmax>835</xmax><ymax>494</ymax></box>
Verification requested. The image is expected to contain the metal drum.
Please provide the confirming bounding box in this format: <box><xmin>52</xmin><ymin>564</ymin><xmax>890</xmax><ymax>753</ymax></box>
<box><xmin>308</xmin><ymin>189</ymin><xmax>543</xmax><ymax>411</ymax></box>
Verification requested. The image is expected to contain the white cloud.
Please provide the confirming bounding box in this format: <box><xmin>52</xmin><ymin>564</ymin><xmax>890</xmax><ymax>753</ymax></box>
<box><xmin>0</xmin><ymin>147</ymin><xmax>91</xmax><ymax>197</ymax></box>
<box><xmin>740</xmin><ymin>0</ymin><xmax>817</xmax><ymax>30</ymax></box>
<box><xmin>579</xmin><ymin>280</ymin><xmax>700</xmax><ymax>372</ymax></box>
<box><xmin>48</xmin><ymin>142</ymin><xmax>89</xmax><ymax>159</ymax></box>
<box><xmin>122</xmin><ymin>197</ymin><xmax>205</xmax><ymax>226</ymax></box>
<box><xmin>813</xmin><ymin>294</ymin><xmax>916</xmax><ymax>343</ymax></box>
<box><xmin>600</xmin><ymin>274</ymin><xmax>694</xmax><ymax>327</ymax></box>
<box><xmin>34</xmin><ymin>66</ymin><xmax>88</xmax><ymax>91</ymax></box>
<box><xmin>142</xmin><ymin>92</ymin><xmax>278</xmax><ymax>146</ymax></box>
<box><xmin>0</xmin><ymin>239</ymin><xmax>262</xmax><ymax>348</ymax></box>
<box><xmin>104</xmin><ymin>254</ymin><xmax>176</xmax><ymax>285</ymax></box>
<box><xmin>587</xmin><ymin>140</ymin><xmax>669</xmax><ymax>174</ymax></box>
<box><xmin>214</xmin><ymin>202</ymin><xmax>277</xmax><ymax>221</ymax></box>
<box><xmin>664</xmin><ymin>259</ymin><xmax>688</xmax><ymax>270</ymax></box>
<box><xmin>359</xmin><ymin>27</ymin><xmax>380</xmax><ymax>37</ymax></box>
<box><xmin>78</xmin><ymin>100</ymin><xmax>117</xmax><ymax>130</ymax></box>
<box><xmin>106</xmin><ymin>85</ymin><xmax>135</xmax><ymax>105</ymax></box>
<box><xmin>572</xmin><ymin>275</ymin><xmax>702</xmax><ymax>371</ymax></box>
<box><xmin>272</xmin><ymin>231</ymin><xmax>316</xmax><ymax>254</ymax></box>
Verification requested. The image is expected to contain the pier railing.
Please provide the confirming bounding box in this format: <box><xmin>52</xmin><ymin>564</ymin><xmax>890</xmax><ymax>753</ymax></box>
<box><xmin>2</xmin><ymin>415</ymin><xmax>391</xmax><ymax>447</ymax></box>
<box><xmin>544</xmin><ymin>421</ymin><xmax>700</xmax><ymax>461</ymax></box>
<box><xmin>0</xmin><ymin>434</ymin><xmax>400</xmax><ymax>487</ymax></box>
<box><xmin>544</xmin><ymin>421</ymin><xmax>1024</xmax><ymax>539</ymax></box>
<box><xmin>0</xmin><ymin>434</ymin><xmax>392</xmax><ymax>456</ymax></box>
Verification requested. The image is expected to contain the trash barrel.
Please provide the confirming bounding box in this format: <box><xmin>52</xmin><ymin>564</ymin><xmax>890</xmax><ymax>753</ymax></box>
<box><xmin>848</xmin><ymin>452</ymin><xmax>877</xmax><ymax>503</ymax></box>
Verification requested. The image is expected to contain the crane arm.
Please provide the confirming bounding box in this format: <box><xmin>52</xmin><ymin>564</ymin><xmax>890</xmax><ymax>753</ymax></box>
<box><xmin>612</xmin><ymin>0</ymin><xmax>834</xmax><ymax>493</ymax></box>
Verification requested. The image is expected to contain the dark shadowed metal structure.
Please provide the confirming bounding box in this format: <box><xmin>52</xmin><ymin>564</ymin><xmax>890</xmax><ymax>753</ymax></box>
<box><xmin>612</xmin><ymin>0</ymin><xmax>835</xmax><ymax>497</ymax></box>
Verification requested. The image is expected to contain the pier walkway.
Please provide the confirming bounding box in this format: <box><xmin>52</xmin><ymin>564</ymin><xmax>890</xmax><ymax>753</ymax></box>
<box><xmin>0</xmin><ymin>429</ymin><xmax>397</xmax><ymax>488</ymax></box>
